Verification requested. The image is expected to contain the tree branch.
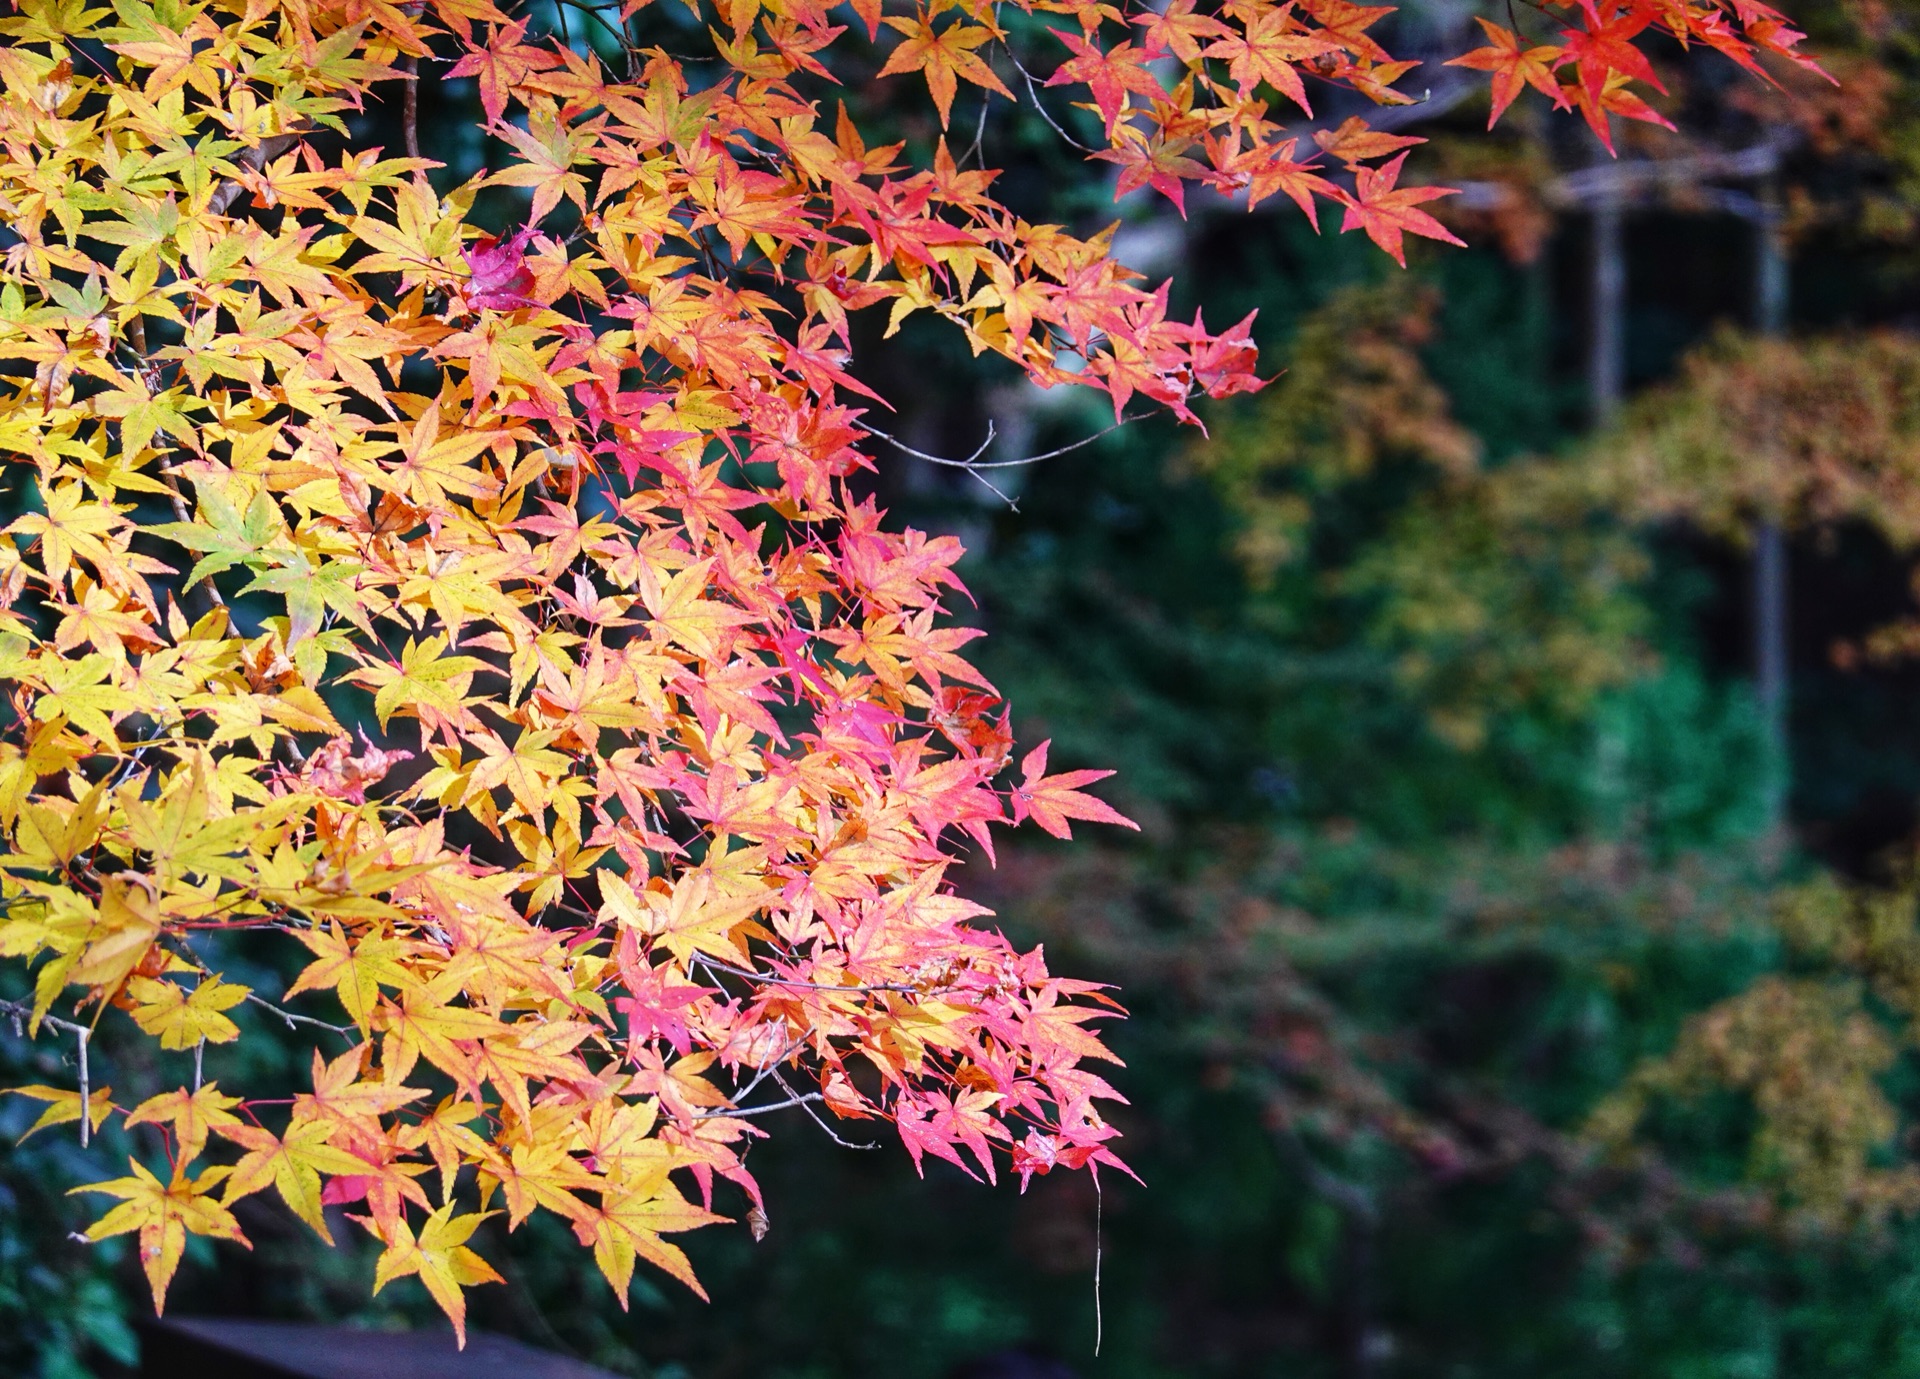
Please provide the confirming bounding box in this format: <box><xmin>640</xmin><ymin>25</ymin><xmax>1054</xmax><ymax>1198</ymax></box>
<box><xmin>857</xmin><ymin>413</ymin><xmax>1142</xmax><ymax>508</ymax></box>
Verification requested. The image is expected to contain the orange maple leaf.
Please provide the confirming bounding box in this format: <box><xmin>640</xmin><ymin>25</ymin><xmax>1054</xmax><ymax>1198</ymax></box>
<box><xmin>877</xmin><ymin>11</ymin><xmax>1013</xmax><ymax>127</ymax></box>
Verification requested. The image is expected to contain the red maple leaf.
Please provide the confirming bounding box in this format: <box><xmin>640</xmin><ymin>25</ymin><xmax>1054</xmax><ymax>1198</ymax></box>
<box><xmin>462</xmin><ymin>228</ymin><xmax>536</xmax><ymax>310</ymax></box>
<box><xmin>1559</xmin><ymin>0</ymin><xmax>1662</xmax><ymax>114</ymax></box>
<box><xmin>1046</xmin><ymin>29</ymin><xmax>1165</xmax><ymax>133</ymax></box>
<box><xmin>1446</xmin><ymin>19</ymin><xmax>1566</xmax><ymax>128</ymax></box>
<box><xmin>1336</xmin><ymin>151</ymin><xmax>1466</xmax><ymax>267</ymax></box>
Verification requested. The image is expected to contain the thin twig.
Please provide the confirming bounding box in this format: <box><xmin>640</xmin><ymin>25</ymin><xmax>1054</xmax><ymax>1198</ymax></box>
<box><xmin>1008</xmin><ymin>49</ymin><xmax>1097</xmax><ymax>153</ymax></box>
<box><xmin>694</xmin><ymin>1090</ymin><xmax>826</xmax><ymax>1120</ymax></box>
<box><xmin>77</xmin><ymin>1026</ymin><xmax>91</xmax><ymax>1148</ymax></box>
<box><xmin>857</xmin><ymin>412</ymin><xmax>1140</xmax><ymax>507</ymax></box>
<box><xmin>0</xmin><ymin>995</ymin><xmax>90</xmax><ymax>1039</ymax></box>
<box><xmin>694</xmin><ymin>954</ymin><xmax>920</xmax><ymax>995</ymax></box>
<box><xmin>552</xmin><ymin>0</ymin><xmax>633</xmax><ymax>51</ymax></box>
<box><xmin>772</xmin><ymin>1065</ymin><xmax>878</xmax><ymax>1149</ymax></box>
<box><xmin>243</xmin><ymin>991</ymin><xmax>354</xmax><ymax>1039</ymax></box>
<box><xmin>708</xmin><ymin>1022</ymin><xmax>804</xmax><ymax>1107</ymax></box>
<box><xmin>859</xmin><ymin>413</ymin><xmax>1142</xmax><ymax>472</ymax></box>
<box><xmin>964</xmin><ymin>88</ymin><xmax>992</xmax><ymax>168</ymax></box>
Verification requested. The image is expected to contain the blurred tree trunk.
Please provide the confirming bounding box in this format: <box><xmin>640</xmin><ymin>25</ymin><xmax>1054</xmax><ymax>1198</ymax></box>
<box><xmin>1589</xmin><ymin>185</ymin><xmax>1625</xmax><ymax>425</ymax></box>
<box><xmin>1754</xmin><ymin>176</ymin><xmax>1790</xmax><ymax>839</ymax></box>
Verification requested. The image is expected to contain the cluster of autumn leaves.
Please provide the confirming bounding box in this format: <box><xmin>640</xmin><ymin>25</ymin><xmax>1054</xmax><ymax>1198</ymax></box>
<box><xmin>0</xmin><ymin>0</ymin><xmax>1814</xmax><ymax>1343</ymax></box>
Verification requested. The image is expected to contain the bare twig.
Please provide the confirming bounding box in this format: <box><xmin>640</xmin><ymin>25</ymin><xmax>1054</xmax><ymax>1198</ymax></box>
<box><xmin>964</xmin><ymin>88</ymin><xmax>992</xmax><ymax>168</ymax></box>
<box><xmin>1007</xmin><ymin>49</ymin><xmax>1097</xmax><ymax>154</ymax></box>
<box><xmin>1093</xmin><ymin>1170</ymin><xmax>1104</xmax><ymax>1355</ymax></box>
<box><xmin>694</xmin><ymin>1090</ymin><xmax>827</xmax><ymax>1120</ymax></box>
<box><xmin>76</xmin><ymin>1026</ymin><xmax>91</xmax><ymax>1148</ymax></box>
<box><xmin>243</xmin><ymin>991</ymin><xmax>354</xmax><ymax>1039</ymax></box>
<box><xmin>694</xmin><ymin>953</ymin><xmax>920</xmax><ymax>995</ymax></box>
<box><xmin>0</xmin><ymin>995</ymin><xmax>91</xmax><ymax>1040</ymax></box>
<box><xmin>552</xmin><ymin>0</ymin><xmax>633</xmax><ymax>52</ymax></box>
<box><xmin>859</xmin><ymin>413</ymin><xmax>1142</xmax><ymax>472</ymax></box>
<box><xmin>857</xmin><ymin>412</ymin><xmax>1141</xmax><ymax>507</ymax></box>
<box><xmin>772</xmin><ymin>1065</ymin><xmax>879</xmax><ymax>1149</ymax></box>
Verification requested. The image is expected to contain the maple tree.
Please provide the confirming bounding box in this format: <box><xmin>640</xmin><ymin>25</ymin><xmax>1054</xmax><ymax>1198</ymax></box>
<box><xmin>0</xmin><ymin>0</ymin><xmax>1820</xmax><ymax>1343</ymax></box>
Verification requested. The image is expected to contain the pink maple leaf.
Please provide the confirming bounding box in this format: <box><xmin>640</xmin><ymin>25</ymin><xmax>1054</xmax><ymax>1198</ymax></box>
<box><xmin>462</xmin><ymin>228</ymin><xmax>537</xmax><ymax>310</ymax></box>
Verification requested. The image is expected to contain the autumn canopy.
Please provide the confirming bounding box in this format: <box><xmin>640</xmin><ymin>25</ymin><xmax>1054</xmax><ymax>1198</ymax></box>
<box><xmin>0</xmin><ymin>0</ymin><xmax>1818</xmax><ymax>1341</ymax></box>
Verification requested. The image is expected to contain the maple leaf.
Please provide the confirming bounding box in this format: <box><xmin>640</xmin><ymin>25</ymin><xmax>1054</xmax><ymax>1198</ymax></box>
<box><xmin>1228</xmin><ymin>138</ymin><xmax>1336</xmax><ymax>223</ymax></box>
<box><xmin>1204</xmin><ymin>8</ymin><xmax>1342</xmax><ymax>114</ymax></box>
<box><xmin>123</xmin><ymin>1084</ymin><xmax>244</xmax><ymax>1164</ymax></box>
<box><xmin>1312</xmin><ymin>115</ymin><xmax>1424</xmax><ymax>167</ymax></box>
<box><xmin>573</xmin><ymin>1178</ymin><xmax>723</xmax><ymax>1304</ymax></box>
<box><xmin>1446</xmin><ymin>18</ymin><xmax>1565</xmax><ymax>128</ymax></box>
<box><xmin>1336</xmin><ymin>152</ymin><xmax>1467</xmax><ymax>266</ymax></box>
<box><xmin>1560</xmin><ymin>0</ymin><xmax>1662</xmax><ymax>114</ymax></box>
<box><xmin>76</xmin><ymin>1160</ymin><xmax>250</xmax><ymax>1314</ymax></box>
<box><xmin>877</xmin><ymin>11</ymin><xmax>1013</xmax><ymax>127</ymax></box>
<box><xmin>1045</xmin><ymin>30</ymin><xmax>1164</xmax><ymax>134</ymax></box>
<box><xmin>489</xmin><ymin>1135</ymin><xmax>598</xmax><ymax>1228</ymax></box>
<box><xmin>125</xmin><ymin>974</ymin><xmax>249</xmax><ymax>1050</ymax></box>
<box><xmin>398</xmin><ymin>1099</ymin><xmax>490</xmax><ymax>1203</ymax></box>
<box><xmin>283</xmin><ymin>921</ymin><xmax>418</xmax><ymax>1033</ymax></box>
<box><xmin>5</xmin><ymin>1082</ymin><xmax>116</xmax><ymax>1141</ymax></box>
<box><xmin>462</xmin><ymin>228</ymin><xmax>537</xmax><ymax>310</ymax></box>
<box><xmin>489</xmin><ymin>111</ymin><xmax>599</xmax><ymax>225</ymax></box>
<box><xmin>1564</xmin><ymin>67</ymin><xmax>1679</xmax><ymax>148</ymax></box>
<box><xmin>1134</xmin><ymin>0</ymin><xmax>1233</xmax><ymax>65</ymax></box>
<box><xmin>349</xmin><ymin>634</ymin><xmax>488</xmax><ymax>737</ymax></box>
<box><xmin>377</xmin><ymin>406</ymin><xmax>506</xmax><ymax>508</ymax></box>
<box><xmin>219</xmin><ymin>1116</ymin><xmax>374</xmax><ymax>1243</ymax></box>
<box><xmin>601</xmin><ymin>869</ymin><xmax>765</xmax><ymax>966</ymax></box>
<box><xmin>1303</xmin><ymin>0</ymin><xmax>1396</xmax><ymax>60</ymax></box>
<box><xmin>637</xmin><ymin>559</ymin><xmax>761</xmax><ymax>660</ymax></box>
<box><xmin>369</xmin><ymin>1204</ymin><xmax>504</xmax><ymax>1346</ymax></box>
<box><xmin>8</xmin><ymin>482</ymin><xmax>121</xmax><ymax>586</ymax></box>
<box><xmin>615</xmin><ymin>942</ymin><xmax>714</xmax><ymax>1057</ymax></box>
<box><xmin>294</xmin><ymin>1046</ymin><xmax>428</xmax><ymax>1139</ymax></box>
<box><xmin>1009</xmin><ymin>740</ymin><xmax>1139</xmax><ymax>841</ymax></box>
<box><xmin>445</xmin><ymin>21</ymin><xmax>563</xmax><ymax>125</ymax></box>
<box><xmin>67</xmin><ymin>873</ymin><xmax>162</xmax><ymax>997</ymax></box>
<box><xmin>897</xmin><ymin>1087</ymin><xmax>1010</xmax><ymax>1181</ymax></box>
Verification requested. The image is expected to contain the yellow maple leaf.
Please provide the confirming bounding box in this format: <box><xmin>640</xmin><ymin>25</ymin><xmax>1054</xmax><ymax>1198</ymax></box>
<box><xmin>125</xmin><ymin>974</ymin><xmax>249</xmax><ymax>1050</ymax></box>
<box><xmin>574</xmin><ymin>1178</ymin><xmax>722</xmax><ymax>1305</ymax></box>
<box><xmin>123</xmin><ymin>1083</ymin><xmax>244</xmax><ymax>1163</ymax></box>
<box><xmin>219</xmin><ymin>1116</ymin><xmax>375</xmax><ymax>1243</ymax></box>
<box><xmin>282</xmin><ymin>920</ymin><xmax>416</xmax><ymax>1033</ymax></box>
<box><xmin>75</xmin><ymin>1160</ymin><xmax>250</xmax><ymax>1314</ymax></box>
<box><xmin>5</xmin><ymin>1082</ymin><xmax>115</xmax><ymax>1140</ymax></box>
<box><xmin>600</xmin><ymin>868</ymin><xmax>763</xmax><ymax>965</ymax></box>
<box><xmin>369</xmin><ymin>1204</ymin><xmax>503</xmax><ymax>1347</ymax></box>
<box><xmin>66</xmin><ymin>874</ymin><xmax>162</xmax><ymax>996</ymax></box>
